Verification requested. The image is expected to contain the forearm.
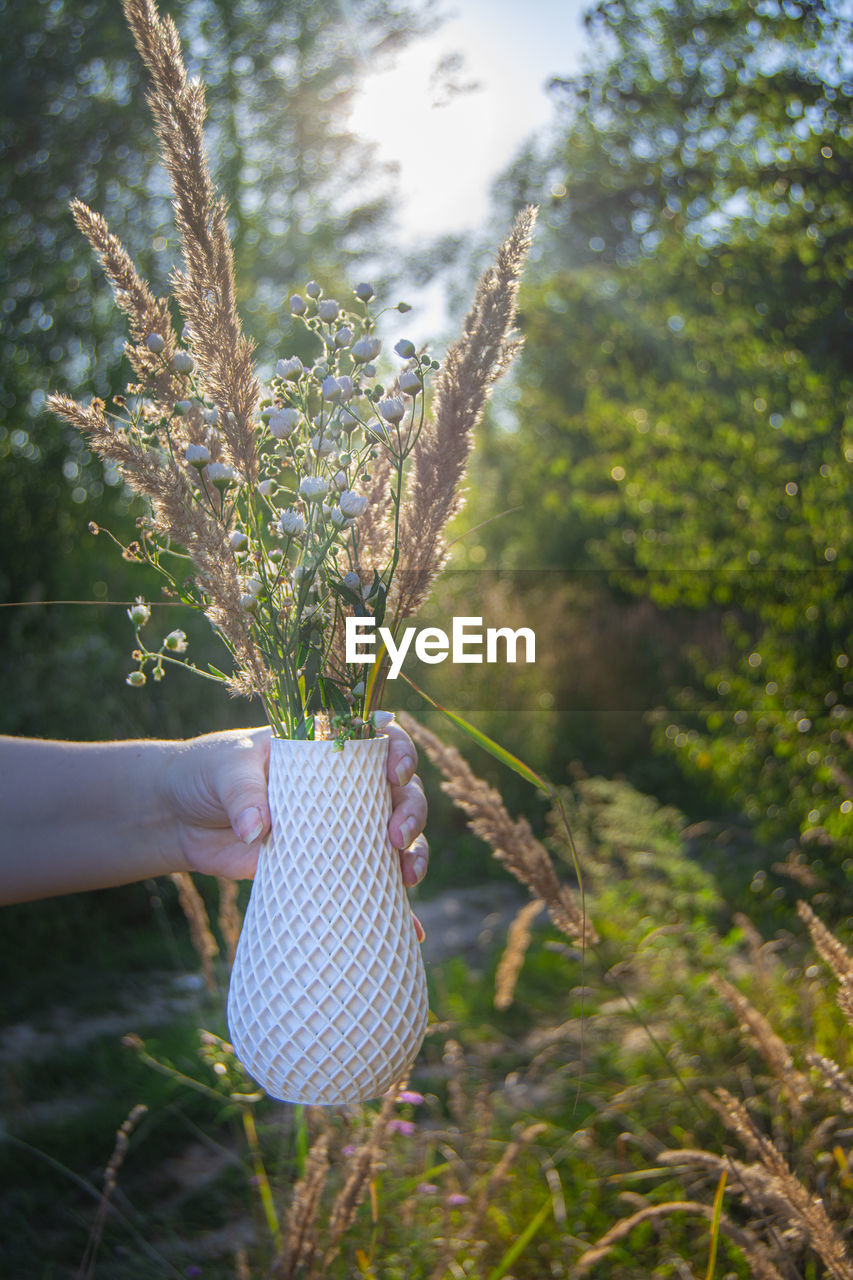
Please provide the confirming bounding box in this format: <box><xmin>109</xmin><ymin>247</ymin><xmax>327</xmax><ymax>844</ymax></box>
<box><xmin>0</xmin><ymin>736</ymin><xmax>182</xmax><ymax>905</ymax></box>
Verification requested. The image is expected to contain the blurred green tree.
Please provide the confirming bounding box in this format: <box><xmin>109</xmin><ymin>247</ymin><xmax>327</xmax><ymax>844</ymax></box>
<box><xmin>0</xmin><ymin>0</ymin><xmax>428</xmax><ymax>738</ymax></box>
<box><xmin>475</xmin><ymin>0</ymin><xmax>853</xmax><ymax>850</ymax></box>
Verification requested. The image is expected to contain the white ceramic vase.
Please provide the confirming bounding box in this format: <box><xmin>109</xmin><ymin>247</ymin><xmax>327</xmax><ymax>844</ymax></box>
<box><xmin>226</xmin><ymin>734</ymin><xmax>429</xmax><ymax>1104</ymax></box>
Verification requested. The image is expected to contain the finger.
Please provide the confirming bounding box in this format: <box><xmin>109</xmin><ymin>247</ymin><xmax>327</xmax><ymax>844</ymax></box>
<box><xmin>388</xmin><ymin>776</ymin><xmax>427</xmax><ymax>852</ymax></box>
<box><xmin>400</xmin><ymin>833</ymin><xmax>429</xmax><ymax>888</ymax></box>
<box><xmin>217</xmin><ymin>731</ymin><xmax>272</xmax><ymax>847</ymax></box>
<box><xmin>412</xmin><ymin>911</ymin><xmax>426</xmax><ymax>944</ymax></box>
<box><xmin>382</xmin><ymin>719</ymin><xmax>418</xmax><ymax>788</ymax></box>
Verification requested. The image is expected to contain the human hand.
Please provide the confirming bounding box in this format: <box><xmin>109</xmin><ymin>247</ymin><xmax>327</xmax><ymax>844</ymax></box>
<box><xmin>166</xmin><ymin>722</ymin><xmax>429</xmax><ymax>895</ymax></box>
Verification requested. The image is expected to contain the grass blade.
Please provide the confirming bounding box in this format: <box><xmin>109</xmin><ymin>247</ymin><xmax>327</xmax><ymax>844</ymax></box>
<box><xmin>487</xmin><ymin>1196</ymin><xmax>552</xmax><ymax>1280</ymax></box>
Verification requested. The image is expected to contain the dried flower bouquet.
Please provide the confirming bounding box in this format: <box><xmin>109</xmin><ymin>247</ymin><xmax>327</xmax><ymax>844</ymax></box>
<box><xmin>48</xmin><ymin>0</ymin><xmax>535</xmax><ymax>743</ymax></box>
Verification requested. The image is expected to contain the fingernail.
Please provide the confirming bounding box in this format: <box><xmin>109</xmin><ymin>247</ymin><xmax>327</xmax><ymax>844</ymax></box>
<box><xmin>236</xmin><ymin>806</ymin><xmax>264</xmax><ymax>845</ymax></box>
<box><xmin>396</xmin><ymin>755</ymin><xmax>415</xmax><ymax>786</ymax></box>
<box><xmin>400</xmin><ymin>817</ymin><xmax>417</xmax><ymax>848</ymax></box>
<box><xmin>412</xmin><ymin>852</ymin><xmax>427</xmax><ymax>883</ymax></box>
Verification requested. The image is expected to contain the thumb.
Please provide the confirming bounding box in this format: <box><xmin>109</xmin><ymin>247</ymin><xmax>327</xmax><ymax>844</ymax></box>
<box><xmin>217</xmin><ymin>735</ymin><xmax>271</xmax><ymax>846</ymax></box>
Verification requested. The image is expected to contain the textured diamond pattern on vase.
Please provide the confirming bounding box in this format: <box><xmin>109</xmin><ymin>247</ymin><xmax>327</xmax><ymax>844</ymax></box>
<box><xmin>227</xmin><ymin>735</ymin><xmax>429</xmax><ymax>1104</ymax></box>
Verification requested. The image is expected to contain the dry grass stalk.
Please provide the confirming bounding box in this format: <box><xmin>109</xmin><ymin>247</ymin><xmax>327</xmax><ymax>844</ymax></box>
<box><xmin>659</xmin><ymin>1148</ymin><xmax>805</xmax><ymax>1233</ymax></box>
<box><xmin>399</xmin><ymin>712</ymin><xmax>594</xmax><ymax>944</ymax></box>
<box><xmin>494</xmin><ymin>897</ymin><xmax>545</xmax><ymax>1010</ymax></box>
<box><xmin>391</xmin><ymin>207</ymin><xmax>537</xmax><ymax>621</ymax></box>
<box><xmin>169</xmin><ymin>871</ymin><xmax>219</xmax><ymax>992</ymax></box>
<box><xmin>709</xmin><ymin>974</ymin><xmax>811</xmax><ymax>1108</ymax></box>
<box><xmin>712</xmin><ymin>1087</ymin><xmax>853</xmax><ymax>1280</ymax></box>
<box><xmin>217</xmin><ymin>875</ymin><xmax>242</xmax><ymax>967</ymax></box>
<box><xmin>807</xmin><ymin>1050</ymin><xmax>853</xmax><ymax>1111</ymax></box>
<box><xmin>442</xmin><ymin>1037</ymin><xmax>470</xmax><ymax>1132</ymax></box>
<box><xmin>274</xmin><ymin>1132</ymin><xmax>330</xmax><ymax>1280</ymax></box>
<box><xmin>78</xmin><ymin>1103</ymin><xmax>148</xmax><ymax>1280</ymax></box>
<box><xmin>121</xmin><ymin>0</ymin><xmax>260</xmax><ymax>482</ymax></box>
<box><xmin>320</xmin><ymin>1089</ymin><xmax>398</xmax><ymax>1272</ymax></box>
<box><xmin>572</xmin><ymin>1198</ymin><xmax>786</xmax><ymax>1280</ymax></box>
<box><xmin>797</xmin><ymin>901</ymin><xmax>853</xmax><ymax>1028</ymax></box>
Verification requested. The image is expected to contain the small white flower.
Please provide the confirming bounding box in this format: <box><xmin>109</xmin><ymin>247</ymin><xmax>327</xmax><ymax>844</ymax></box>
<box><xmin>398</xmin><ymin>369</ymin><xmax>422</xmax><ymax>396</ymax></box>
<box><xmin>378</xmin><ymin>396</ymin><xmax>405</xmax><ymax>424</ymax></box>
<box><xmin>127</xmin><ymin>598</ymin><xmax>150</xmax><ymax>627</ymax></box>
<box><xmin>269</xmin><ymin>407</ymin><xmax>300</xmax><ymax>439</ymax></box>
<box><xmin>202</xmin><ymin>406</ymin><xmax>219</xmax><ymax>425</ymax></box>
<box><xmin>339</xmin><ymin>489</ymin><xmax>368</xmax><ymax>518</ymax></box>
<box><xmin>164</xmin><ymin>629</ymin><xmax>188</xmax><ymax>653</ymax></box>
<box><xmin>184</xmin><ymin>443</ymin><xmax>211</xmax><ymax>466</ymax></box>
<box><xmin>310</xmin><ymin>434</ymin><xmax>335</xmax><ymax>457</ymax></box>
<box><xmin>339</xmin><ymin>407</ymin><xmax>360</xmax><ymax>432</ymax></box>
<box><xmin>336</xmin><ymin>374</ymin><xmax>354</xmax><ymax>401</ymax></box>
<box><xmin>305</xmin><ymin>280</ymin><xmax>322</xmax><ymax>298</ymax></box>
<box><xmin>146</xmin><ymin>333</ymin><xmax>165</xmax><ymax>354</ymax></box>
<box><xmin>276</xmin><ymin>356</ymin><xmax>303</xmax><ymax>381</ymax></box>
<box><xmin>333</xmin><ymin>469</ymin><xmax>347</xmax><ymax>490</ymax></box>
<box><xmin>172</xmin><ymin>351</ymin><xmax>195</xmax><ymax>375</ymax></box>
<box><xmin>279</xmin><ymin>507</ymin><xmax>306</xmax><ymax>537</ymax></box>
<box><xmin>289</xmin><ymin>294</ymin><xmax>307</xmax><ymax>315</ymax></box>
<box><xmin>317</xmin><ymin>298</ymin><xmax>339</xmax><ymax>322</ymax></box>
<box><xmin>321</xmin><ymin>375</ymin><xmax>342</xmax><ymax>402</ymax></box>
<box><xmin>126</xmin><ymin>670</ymin><xmax>146</xmax><ymax>687</ymax></box>
<box><xmin>342</xmin><ymin>571</ymin><xmax>362</xmax><ymax>593</ymax></box>
<box><xmin>354</xmin><ymin>282</ymin><xmax>374</xmax><ymax>301</ymax></box>
<box><xmin>229</xmin><ymin>529</ymin><xmax>248</xmax><ymax>551</ymax></box>
<box><xmin>334</xmin><ymin>327</ymin><xmax>353</xmax><ymax>349</ymax></box>
<box><xmin>244</xmin><ymin>575</ymin><xmax>263</xmax><ymax>597</ymax></box>
<box><xmin>240</xmin><ymin>593</ymin><xmax>258</xmax><ymax>613</ymax></box>
<box><xmin>257</xmin><ymin>479</ymin><xmax>275</xmax><ymax>498</ymax></box>
<box><xmin>207</xmin><ymin>462</ymin><xmax>239</xmax><ymax>487</ymax></box>
<box><xmin>299</xmin><ymin>475</ymin><xmax>329</xmax><ymax>502</ymax></box>
<box><xmin>352</xmin><ymin>336</ymin><xmax>382</xmax><ymax>363</ymax></box>
<box><xmin>329</xmin><ymin>506</ymin><xmax>348</xmax><ymax>527</ymax></box>
<box><xmin>394</xmin><ymin>338</ymin><xmax>416</xmax><ymax>359</ymax></box>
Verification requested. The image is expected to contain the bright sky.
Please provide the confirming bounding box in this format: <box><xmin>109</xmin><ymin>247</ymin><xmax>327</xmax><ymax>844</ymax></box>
<box><xmin>349</xmin><ymin>0</ymin><xmax>591</xmax><ymax>243</ymax></box>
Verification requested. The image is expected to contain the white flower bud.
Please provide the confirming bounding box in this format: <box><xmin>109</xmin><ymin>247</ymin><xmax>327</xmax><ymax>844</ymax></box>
<box><xmin>339</xmin><ymin>489</ymin><xmax>368</xmax><ymax>518</ymax></box>
<box><xmin>310</xmin><ymin>434</ymin><xmax>335</xmax><ymax>457</ymax></box>
<box><xmin>289</xmin><ymin>294</ymin><xmax>307</xmax><ymax>315</ymax></box>
<box><xmin>354</xmin><ymin>282</ymin><xmax>374</xmax><ymax>301</ymax></box>
<box><xmin>269</xmin><ymin>407</ymin><xmax>300</xmax><ymax>439</ymax></box>
<box><xmin>336</xmin><ymin>374</ymin><xmax>354</xmax><ymax>401</ymax></box>
<box><xmin>240</xmin><ymin>592</ymin><xmax>258</xmax><ymax>613</ymax></box>
<box><xmin>126</xmin><ymin>670</ymin><xmax>146</xmax><ymax>687</ymax></box>
<box><xmin>184</xmin><ymin>443</ymin><xmax>211</xmax><ymax>467</ymax></box>
<box><xmin>339</xmin><ymin>407</ymin><xmax>360</xmax><ymax>432</ymax></box>
<box><xmin>299</xmin><ymin>475</ymin><xmax>329</xmax><ymax>502</ymax></box>
<box><xmin>352</xmin><ymin>680</ymin><xmax>365</xmax><ymax>697</ymax></box>
<box><xmin>146</xmin><ymin>333</ymin><xmax>165</xmax><ymax>354</ymax></box>
<box><xmin>229</xmin><ymin>529</ymin><xmax>248</xmax><ymax>550</ymax></box>
<box><xmin>398</xmin><ymin>369</ymin><xmax>422</xmax><ymax>396</ymax></box>
<box><xmin>276</xmin><ymin>356</ymin><xmax>303</xmax><ymax>381</ymax></box>
<box><xmin>244</xmin><ymin>575</ymin><xmax>263</xmax><ymax>596</ymax></box>
<box><xmin>257</xmin><ymin>479</ymin><xmax>275</xmax><ymax>497</ymax></box>
<box><xmin>394</xmin><ymin>338</ymin><xmax>416</xmax><ymax>359</ymax></box>
<box><xmin>352</xmin><ymin>336</ymin><xmax>382</xmax><ymax>363</ymax></box>
<box><xmin>164</xmin><ymin>629</ymin><xmax>188</xmax><ymax>653</ymax></box>
<box><xmin>333</xmin><ymin>469</ymin><xmax>347</xmax><ymax>490</ymax></box>
<box><xmin>321</xmin><ymin>375</ymin><xmax>342</xmax><ymax>402</ymax></box>
<box><xmin>378</xmin><ymin>396</ymin><xmax>405</xmax><ymax>424</ymax></box>
<box><xmin>172</xmin><ymin>351</ymin><xmax>195</xmax><ymax>375</ymax></box>
<box><xmin>127</xmin><ymin>599</ymin><xmax>151</xmax><ymax>627</ymax></box>
<box><xmin>279</xmin><ymin>507</ymin><xmax>306</xmax><ymax>537</ymax></box>
<box><xmin>202</xmin><ymin>407</ymin><xmax>219</xmax><ymax>425</ymax></box>
<box><xmin>305</xmin><ymin>280</ymin><xmax>321</xmax><ymax>298</ymax></box>
<box><xmin>175</xmin><ymin>400</ymin><xmax>193</xmax><ymax>415</ymax></box>
<box><xmin>329</xmin><ymin>506</ymin><xmax>348</xmax><ymax>527</ymax></box>
<box><xmin>206</xmin><ymin>462</ymin><xmax>239</xmax><ymax>487</ymax></box>
<box><xmin>317</xmin><ymin>298</ymin><xmax>339</xmax><ymax>322</ymax></box>
<box><xmin>342</xmin><ymin>571</ymin><xmax>362</xmax><ymax>593</ymax></box>
<box><xmin>334</xmin><ymin>326</ymin><xmax>353</xmax><ymax>349</ymax></box>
